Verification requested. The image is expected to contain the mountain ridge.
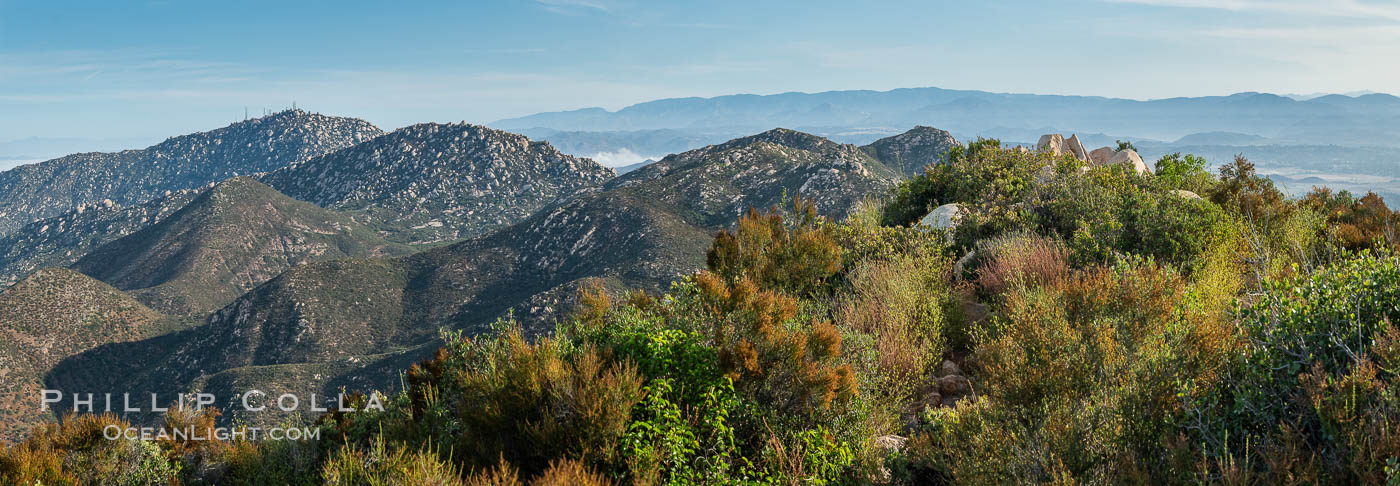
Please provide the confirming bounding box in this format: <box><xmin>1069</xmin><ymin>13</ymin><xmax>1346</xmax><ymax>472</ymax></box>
<box><xmin>0</xmin><ymin>190</ymin><xmax>202</xmax><ymax>288</ymax></box>
<box><xmin>261</xmin><ymin>122</ymin><xmax>616</xmax><ymax>245</ymax></box>
<box><xmin>0</xmin><ymin>109</ymin><xmax>383</xmax><ymax>236</ymax></box>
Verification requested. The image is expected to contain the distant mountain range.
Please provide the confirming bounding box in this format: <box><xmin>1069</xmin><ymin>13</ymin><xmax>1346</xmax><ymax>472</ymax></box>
<box><xmin>0</xmin><ymin>136</ymin><xmax>158</xmax><ymax>171</ymax></box>
<box><xmin>494</xmin><ymin>87</ymin><xmax>1400</xmax><ymax>148</ymax></box>
<box><xmin>498</xmin><ymin>87</ymin><xmax>1400</xmax><ymax>202</ymax></box>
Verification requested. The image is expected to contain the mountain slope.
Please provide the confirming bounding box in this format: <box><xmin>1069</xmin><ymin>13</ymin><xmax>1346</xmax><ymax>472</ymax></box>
<box><xmin>0</xmin><ymin>109</ymin><xmax>383</xmax><ymax>236</ymax></box>
<box><xmin>616</xmin><ymin>159</ymin><xmax>657</xmax><ymax>174</ymax></box>
<box><xmin>51</xmin><ymin>128</ymin><xmax>900</xmax><ymax>428</ymax></box>
<box><xmin>0</xmin><ymin>269</ymin><xmax>185</xmax><ymax>443</ymax></box>
<box><xmin>860</xmin><ymin>126</ymin><xmax>960</xmax><ymax>176</ymax></box>
<box><xmin>261</xmin><ymin>123</ymin><xmax>616</xmax><ymax>245</ymax></box>
<box><xmin>0</xmin><ymin>190</ymin><xmax>201</xmax><ymax>288</ymax></box>
<box><xmin>606</xmin><ymin>128</ymin><xmax>898</xmax><ymax>225</ymax></box>
<box><xmin>70</xmin><ymin>177</ymin><xmax>412</xmax><ymax>316</ymax></box>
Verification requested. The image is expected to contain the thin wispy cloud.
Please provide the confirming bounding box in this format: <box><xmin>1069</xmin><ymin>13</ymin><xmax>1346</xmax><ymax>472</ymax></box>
<box><xmin>1104</xmin><ymin>0</ymin><xmax>1400</xmax><ymax>21</ymax></box>
<box><xmin>0</xmin><ymin>49</ymin><xmax>260</xmax><ymax>83</ymax></box>
<box><xmin>535</xmin><ymin>0</ymin><xmax>613</xmax><ymax>16</ymax></box>
<box><xmin>462</xmin><ymin>47</ymin><xmax>550</xmax><ymax>54</ymax></box>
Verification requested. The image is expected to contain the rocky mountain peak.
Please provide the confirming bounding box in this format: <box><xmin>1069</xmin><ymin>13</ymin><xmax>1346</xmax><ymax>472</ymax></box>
<box><xmin>861</xmin><ymin>126</ymin><xmax>960</xmax><ymax>176</ymax></box>
<box><xmin>723</xmin><ymin>127</ymin><xmax>843</xmax><ymax>153</ymax></box>
<box><xmin>606</xmin><ymin>128</ymin><xmax>899</xmax><ymax>225</ymax></box>
<box><xmin>0</xmin><ymin>110</ymin><xmax>384</xmax><ymax>236</ymax></box>
<box><xmin>262</xmin><ymin>123</ymin><xmax>616</xmax><ymax>245</ymax></box>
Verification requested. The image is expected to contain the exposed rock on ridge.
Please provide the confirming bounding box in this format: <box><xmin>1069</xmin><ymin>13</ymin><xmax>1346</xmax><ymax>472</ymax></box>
<box><xmin>262</xmin><ymin>123</ymin><xmax>616</xmax><ymax>245</ymax></box>
<box><xmin>860</xmin><ymin>126</ymin><xmax>960</xmax><ymax>177</ymax></box>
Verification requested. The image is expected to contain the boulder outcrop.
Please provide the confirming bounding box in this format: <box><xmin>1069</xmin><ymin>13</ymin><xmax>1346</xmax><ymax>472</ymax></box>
<box><xmin>1064</xmin><ymin>134</ymin><xmax>1090</xmax><ymax>161</ymax></box>
<box><xmin>1107</xmin><ymin>149</ymin><xmax>1150</xmax><ymax>174</ymax></box>
<box><xmin>1089</xmin><ymin>147</ymin><xmax>1115</xmax><ymax>166</ymax></box>
<box><xmin>1171</xmin><ymin>189</ymin><xmax>1203</xmax><ymax>200</ymax></box>
<box><xmin>1036</xmin><ymin>133</ymin><xmax>1090</xmax><ymax>162</ymax></box>
<box><xmin>920</xmin><ymin>203</ymin><xmax>967</xmax><ymax>232</ymax></box>
<box><xmin>1036</xmin><ymin>134</ymin><xmax>1065</xmax><ymax>155</ymax></box>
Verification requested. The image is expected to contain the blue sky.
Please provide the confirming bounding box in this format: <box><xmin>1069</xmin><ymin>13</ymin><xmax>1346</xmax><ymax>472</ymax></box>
<box><xmin>1</xmin><ymin>0</ymin><xmax>1398</xmax><ymax>164</ymax></box>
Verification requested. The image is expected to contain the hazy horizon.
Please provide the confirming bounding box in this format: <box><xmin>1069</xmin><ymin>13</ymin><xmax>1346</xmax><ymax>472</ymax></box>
<box><xmin>3</xmin><ymin>84</ymin><xmax>1396</xmax><ymax>171</ymax></box>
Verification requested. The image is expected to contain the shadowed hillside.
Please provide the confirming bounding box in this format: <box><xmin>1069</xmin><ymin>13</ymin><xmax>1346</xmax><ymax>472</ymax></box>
<box><xmin>71</xmin><ymin>177</ymin><xmax>413</xmax><ymax>315</ymax></box>
<box><xmin>0</xmin><ymin>269</ymin><xmax>189</xmax><ymax>443</ymax></box>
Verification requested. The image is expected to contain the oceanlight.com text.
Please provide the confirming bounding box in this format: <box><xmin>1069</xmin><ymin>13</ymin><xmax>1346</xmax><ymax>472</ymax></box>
<box><xmin>103</xmin><ymin>425</ymin><xmax>321</xmax><ymax>442</ymax></box>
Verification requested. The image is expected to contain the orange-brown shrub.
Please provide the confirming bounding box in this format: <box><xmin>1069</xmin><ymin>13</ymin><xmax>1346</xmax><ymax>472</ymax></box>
<box><xmin>529</xmin><ymin>458</ymin><xmax>614</xmax><ymax>486</ymax></box>
<box><xmin>707</xmin><ymin>197</ymin><xmax>844</xmax><ymax>298</ymax></box>
<box><xmin>158</xmin><ymin>406</ymin><xmax>230</xmax><ymax>464</ymax></box>
<box><xmin>463</xmin><ymin>457</ymin><xmax>612</xmax><ymax>486</ymax></box>
<box><xmin>695</xmin><ymin>271</ymin><xmax>856</xmax><ymax>416</ymax></box>
<box><xmin>0</xmin><ymin>434</ymin><xmax>70</xmax><ymax>485</ymax></box>
<box><xmin>1297</xmin><ymin>359</ymin><xmax>1400</xmax><ymax>483</ymax></box>
<box><xmin>465</xmin><ymin>458</ymin><xmax>521</xmax><ymax>486</ymax></box>
<box><xmin>696</xmin><ymin>199</ymin><xmax>859</xmax><ymax>420</ymax></box>
<box><xmin>400</xmin><ymin>325</ymin><xmax>643</xmax><ymax>478</ymax></box>
<box><xmin>321</xmin><ymin>437</ymin><xmax>465</xmax><ymax>486</ymax></box>
<box><xmin>0</xmin><ymin>413</ymin><xmax>181</xmax><ymax>485</ymax></box>
<box><xmin>1301</xmin><ymin>188</ymin><xmax>1399</xmax><ymax>251</ymax></box>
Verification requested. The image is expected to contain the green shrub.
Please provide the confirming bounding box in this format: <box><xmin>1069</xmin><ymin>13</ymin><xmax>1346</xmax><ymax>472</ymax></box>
<box><xmin>1180</xmin><ymin>252</ymin><xmax>1400</xmax><ymax>482</ymax></box>
<box><xmin>1210</xmin><ymin>155</ymin><xmax>1291</xmax><ymax>224</ymax></box>
<box><xmin>327</xmin><ymin>321</ymin><xmax>644</xmax><ymax>480</ymax></box>
<box><xmin>441</xmin><ymin>330</ymin><xmax>643</xmax><ymax>476</ymax></box>
<box><xmin>900</xmin><ymin>258</ymin><xmax>1239</xmax><ymax>483</ymax></box>
<box><xmin>1121</xmin><ymin>188</ymin><xmax>1228</xmax><ymax>265</ymax></box>
<box><xmin>880</xmin><ymin>138</ymin><xmax>1049</xmax><ymax>229</ymax></box>
<box><xmin>882</xmin><ymin>142</ymin><xmax>1232</xmax><ymax>269</ymax></box>
<box><xmin>620</xmin><ymin>378</ymin><xmax>749</xmax><ymax>485</ymax></box>
<box><xmin>1154</xmin><ymin>152</ymin><xmax>1214</xmax><ymax>194</ymax></box>
<box><xmin>217</xmin><ymin>436</ymin><xmax>322</xmax><ymax>486</ymax></box>
<box><xmin>838</xmin><ymin>254</ymin><xmax>951</xmax><ymax>394</ymax></box>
